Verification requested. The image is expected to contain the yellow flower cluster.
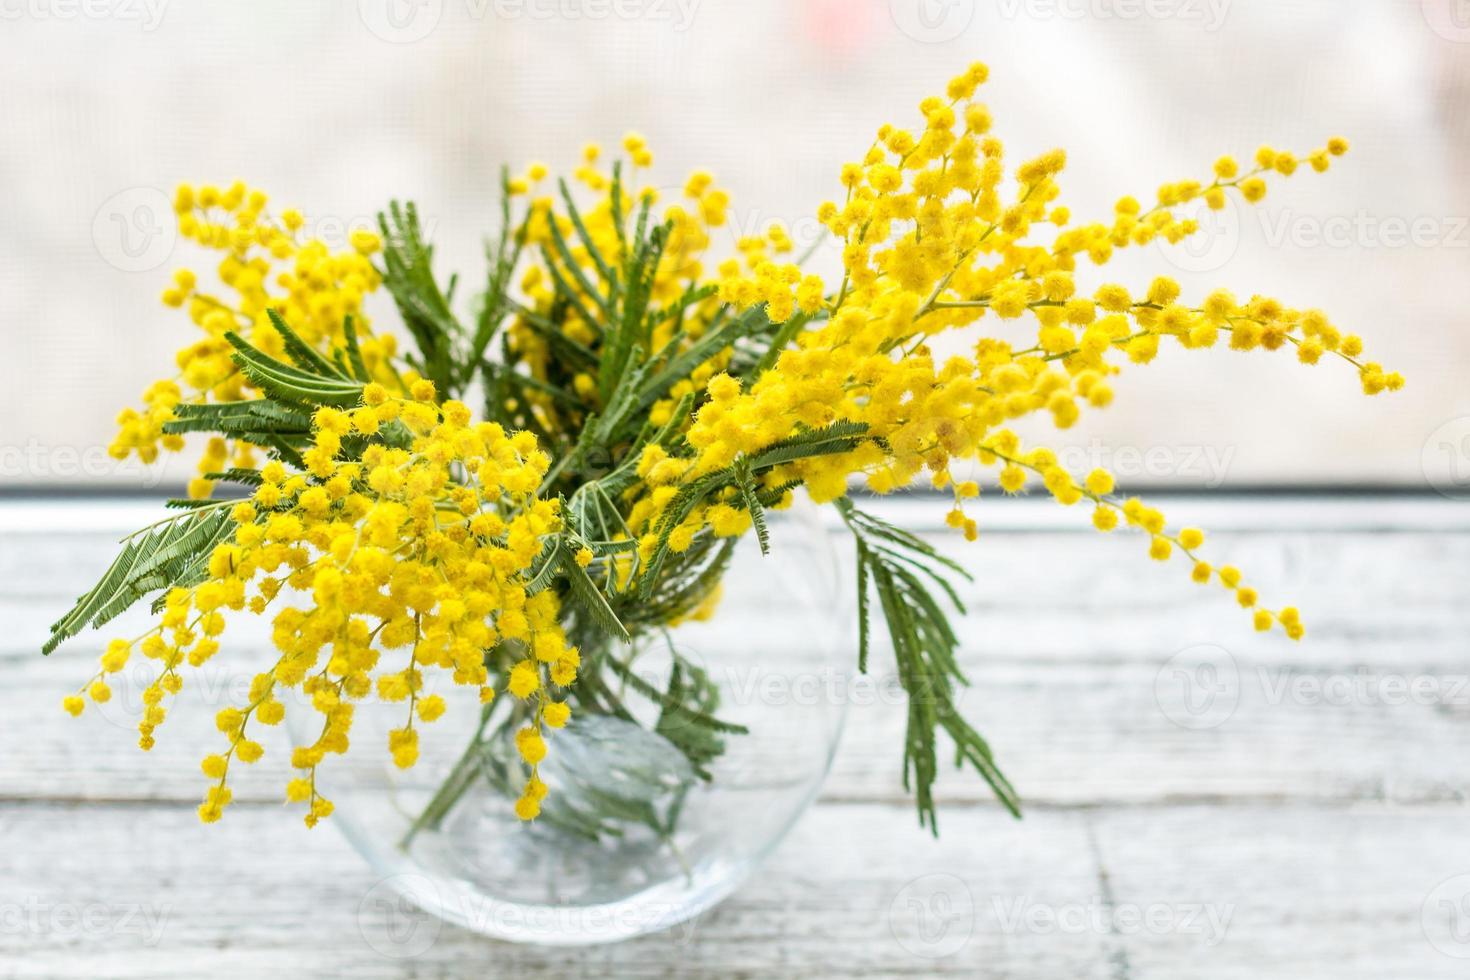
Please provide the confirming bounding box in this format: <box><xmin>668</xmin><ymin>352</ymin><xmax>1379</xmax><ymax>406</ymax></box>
<box><xmin>109</xmin><ymin>181</ymin><xmax>399</xmax><ymax>499</ymax></box>
<box><xmin>60</xmin><ymin>63</ymin><xmax>1403</xmax><ymax>832</ymax></box>
<box><xmin>72</xmin><ymin>382</ymin><xmax>577</xmax><ymax>825</ymax></box>
<box><xmin>505</xmin><ymin>136</ymin><xmax>734</xmax><ymax>430</ymax></box>
<box><xmin>71</xmin><ymin>154</ymin><xmax>746</xmax><ymax>828</ymax></box>
<box><xmin>694</xmin><ymin>61</ymin><xmax>1400</xmax><ymax>635</ymax></box>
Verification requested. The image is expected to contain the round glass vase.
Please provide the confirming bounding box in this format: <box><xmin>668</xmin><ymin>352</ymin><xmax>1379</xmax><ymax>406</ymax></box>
<box><xmin>300</xmin><ymin>504</ymin><xmax>847</xmax><ymax>946</ymax></box>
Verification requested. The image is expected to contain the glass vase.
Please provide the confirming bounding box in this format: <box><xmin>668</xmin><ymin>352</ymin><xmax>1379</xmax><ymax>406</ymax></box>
<box><xmin>297</xmin><ymin>504</ymin><xmax>848</xmax><ymax>945</ymax></box>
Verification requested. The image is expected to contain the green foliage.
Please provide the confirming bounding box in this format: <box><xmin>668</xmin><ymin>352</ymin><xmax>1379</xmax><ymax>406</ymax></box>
<box><xmin>49</xmin><ymin>322</ymin><xmax>367</xmax><ymax>656</ymax></box>
<box><xmin>225</xmin><ymin>331</ymin><xmax>363</xmax><ymax>407</ymax></box>
<box><xmin>629</xmin><ymin>423</ymin><xmax>866</xmax><ymax>600</ymax></box>
<box><xmin>604</xmin><ymin>653</ymin><xmax>744</xmax><ymax>781</ymax></box>
<box><xmin>747</xmin><ymin>420</ymin><xmax>867</xmax><ymax>469</ymax></box>
<box><xmin>731</xmin><ymin>461</ymin><xmax>769</xmax><ymax>556</ymax></box>
<box><xmin>838</xmin><ymin>498</ymin><xmax>1020</xmax><ymax>832</ymax></box>
<box><xmin>377</xmin><ymin>201</ymin><xmax>463</xmax><ymax>395</ymax></box>
<box><xmin>335</xmin><ymin>315</ymin><xmax>373</xmax><ymax>383</ymax></box>
<box><xmin>635</xmin><ymin>305</ymin><xmax>770</xmax><ymax>415</ymax></box>
<box><xmin>557</xmin><ymin>540</ymin><xmax>632</xmax><ymax>643</ymax></box>
<box><xmin>164</xmin><ymin>400</ymin><xmax>312</xmax><ymax>445</ymax></box>
<box><xmin>50</xmin><ymin>172</ymin><xmax>1005</xmax><ymax>847</ymax></box>
<box><xmin>43</xmin><ymin>505</ymin><xmax>236</xmax><ymax>654</ymax></box>
<box><xmin>466</xmin><ymin>713</ymin><xmax>699</xmax><ymax>847</ymax></box>
<box><xmin>367</xmin><ymin>186</ymin><xmax>781</xmax><ymax>818</ymax></box>
<box><xmin>201</xmin><ymin>467</ymin><xmax>265</xmax><ymax>488</ymax></box>
<box><xmin>264</xmin><ymin>309</ymin><xmax>350</xmax><ymax>381</ymax></box>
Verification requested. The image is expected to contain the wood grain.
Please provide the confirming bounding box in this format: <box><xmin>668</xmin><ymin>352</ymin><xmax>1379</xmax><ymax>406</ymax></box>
<box><xmin>2</xmin><ymin>497</ymin><xmax>1467</xmax><ymax>977</ymax></box>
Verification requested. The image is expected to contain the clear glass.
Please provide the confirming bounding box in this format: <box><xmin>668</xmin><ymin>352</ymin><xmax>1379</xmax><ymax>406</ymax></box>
<box><xmin>297</xmin><ymin>505</ymin><xmax>847</xmax><ymax>945</ymax></box>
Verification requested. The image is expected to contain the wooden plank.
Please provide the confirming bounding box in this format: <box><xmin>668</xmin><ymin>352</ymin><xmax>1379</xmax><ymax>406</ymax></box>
<box><xmin>4</xmin><ymin>501</ymin><xmax>1468</xmax><ymax>975</ymax></box>
<box><xmin>2</xmin><ymin>525</ymin><xmax>1468</xmax><ymax>810</ymax></box>
<box><xmin>0</xmin><ymin>801</ymin><xmax>1108</xmax><ymax>979</ymax></box>
<box><xmin>1091</xmin><ymin>805</ymin><xmax>1470</xmax><ymax>978</ymax></box>
<box><xmin>1</xmin><ymin>801</ymin><xmax>1464</xmax><ymax>978</ymax></box>
<box><xmin>9</xmin><ymin>624</ymin><xmax>1470</xmax><ymax>809</ymax></box>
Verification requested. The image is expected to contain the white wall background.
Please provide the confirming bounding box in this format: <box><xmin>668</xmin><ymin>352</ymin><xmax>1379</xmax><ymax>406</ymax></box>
<box><xmin>2</xmin><ymin>0</ymin><xmax>1468</xmax><ymax>492</ymax></box>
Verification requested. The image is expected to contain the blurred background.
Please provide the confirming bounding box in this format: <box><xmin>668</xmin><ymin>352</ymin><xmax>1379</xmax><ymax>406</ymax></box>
<box><xmin>2</xmin><ymin>0</ymin><xmax>1467</xmax><ymax>495</ymax></box>
<box><xmin>3</xmin><ymin>6</ymin><xmax>1470</xmax><ymax>974</ymax></box>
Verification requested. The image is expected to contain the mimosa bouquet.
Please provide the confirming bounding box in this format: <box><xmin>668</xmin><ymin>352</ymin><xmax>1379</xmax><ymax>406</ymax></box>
<box><xmin>46</xmin><ymin>61</ymin><xmax>1399</xmax><ymax>841</ymax></box>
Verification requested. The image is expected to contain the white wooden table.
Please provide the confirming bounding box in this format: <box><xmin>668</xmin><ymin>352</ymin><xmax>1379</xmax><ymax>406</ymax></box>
<box><xmin>3</xmin><ymin>495</ymin><xmax>1468</xmax><ymax>978</ymax></box>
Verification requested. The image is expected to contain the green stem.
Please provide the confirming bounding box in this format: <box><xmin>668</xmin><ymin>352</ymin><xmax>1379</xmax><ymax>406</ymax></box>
<box><xmin>399</xmin><ymin>698</ymin><xmax>504</xmax><ymax>849</ymax></box>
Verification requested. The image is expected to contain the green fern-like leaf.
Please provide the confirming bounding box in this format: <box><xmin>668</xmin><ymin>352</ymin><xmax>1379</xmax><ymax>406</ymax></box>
<box><xmin>225</xmin><ymin>332</ymin><xmax>364</xmax><ymax>407</ymax></box>
<box><xmin>43</xmin><ymin>506</ymin><xmax>235</xmax><ymax>654</ymax></box>
<box><xmin>837</xmin><ymin>498</ymin><xmax>1015</xmax><ymax>833</ymax></box>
